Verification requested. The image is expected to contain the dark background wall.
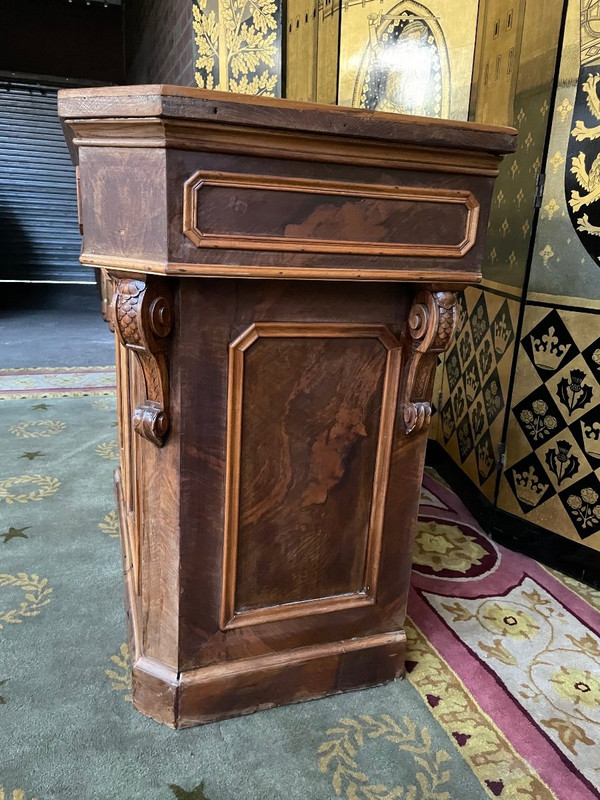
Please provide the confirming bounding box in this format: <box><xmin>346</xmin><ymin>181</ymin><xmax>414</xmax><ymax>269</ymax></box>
<box><xmin>125</xmin><ymin>0</ymin><xmax>195</xmax><ymax>85</ymax></box>
<box><xmin>0</xmin><ymin>0</ymin><xmax>195</xmax><ymax>286</ymax></box>
<box><xmin>2</xmin><ymin>0</ymin><xmax>124</xmax><ymax>84</ymax></box>
<box><xmin>2</xmin><ymin>0</ymin><xmax>196</xmax><ymax>93</ymax></box>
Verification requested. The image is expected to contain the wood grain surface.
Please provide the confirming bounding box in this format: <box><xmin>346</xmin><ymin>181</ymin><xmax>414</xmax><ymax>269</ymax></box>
<box><xmin>60</xmin><ymin>87</ymin><xmax>515</xmax><ymax>726</ymax></box>
<box><xmin>58</xmin><ymin>84</ymin><xmax>517</xmax><ymax>153</ymax></box>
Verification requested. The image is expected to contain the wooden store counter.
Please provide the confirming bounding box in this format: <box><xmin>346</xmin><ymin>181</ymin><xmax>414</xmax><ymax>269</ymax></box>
<box><xmin>59</xmin><ymin>86</ymin><xmax>515</xmax><ymax>727</ymax></box>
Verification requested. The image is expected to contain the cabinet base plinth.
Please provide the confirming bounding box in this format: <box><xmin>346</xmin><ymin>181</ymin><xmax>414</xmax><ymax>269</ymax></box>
<box><xmin>131</xmin><ymin>634</ymin><xmax>406</xmax><ymax>729</ymax></box>
<box><xmin>116</xmin><ymin>469</ymin><xmax>406</xmax><ymax>728</ymax></box>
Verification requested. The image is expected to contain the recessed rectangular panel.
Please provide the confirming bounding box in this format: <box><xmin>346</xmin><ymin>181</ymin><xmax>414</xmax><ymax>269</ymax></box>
<box><xmin>184</xmin><ymin>172</ymin><xmax>479</xmax><ymax>257</ymax></box>
<box><xmin>236</xmin><ymin>334</ymin><xmax>386</xmax><ymax>611</ymax></box>
<box><xmin>221</xmin><ymin>323</ymin><xmax>402</xmax><ymax>628</ymax></box>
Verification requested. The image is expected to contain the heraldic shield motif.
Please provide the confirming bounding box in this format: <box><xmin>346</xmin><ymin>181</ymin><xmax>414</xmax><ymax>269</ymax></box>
<box><xmin>566</xmin><ymin>0</ymin><xmax>600</xmax><ymax>261</ymax></box>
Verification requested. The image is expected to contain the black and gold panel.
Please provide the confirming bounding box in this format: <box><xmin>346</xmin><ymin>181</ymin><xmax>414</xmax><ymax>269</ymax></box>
<box><xmin>565</xmin><ymin>1</ymin><xmax>600</xmax><ymax>273</ymax></box>
<box><xmin>499</xmin><ymin>305</ymin><xmax>600</xmax><ymax>550</ymax></box>
<box><xmin>437</xmin><ymin>285</ymin><xmax>519</xmax><ymax>500</ymax></box>
<box><xmin>527</xmin><ymin>0</ymin><xmax>600</xmax><ymax>301</ymax></box>
<box><xmin>193</xmin><ymin>0</ymin><xmax>282</xmax><ymax>95</ymax></box>
<box><xmin>499</xmin><ymin>0</ymin><xmax>600</xmax><ymax>554</ymax></box>
<box><xmin>472</xmin><ymin>0</ymin><xmax>565</xmax><ymax>290</ymax></box>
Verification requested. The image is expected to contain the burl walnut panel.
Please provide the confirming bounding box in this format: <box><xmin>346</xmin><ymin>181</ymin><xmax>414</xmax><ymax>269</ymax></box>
<box><xmin>59</xmin><ymin>85</ymin><xmax>515</xmax><ymax>727</ymax></box>
<box><xmin>183</xmin><ymin>171</ymin><xmax>478</xmax><ymax>257</ymax></box>
<box><xmin>226</xmin><ymin>325</ymin><xmax>400</xmax><ymax>626</ymax></box>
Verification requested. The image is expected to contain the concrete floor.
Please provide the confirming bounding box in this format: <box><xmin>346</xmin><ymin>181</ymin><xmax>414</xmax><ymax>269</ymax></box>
<box><xmin>0</xmin><ymin>284</ymin><xmax>115</xmax><ymax>368</ymax></box>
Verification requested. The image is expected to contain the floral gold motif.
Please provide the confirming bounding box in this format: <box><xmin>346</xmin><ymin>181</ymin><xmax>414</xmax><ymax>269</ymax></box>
<box><xmin>413</xmin><ymin>521</ymin><xmax>487</xmax><ymax>574</ymax></box>
<box><xmin>99</xmin><ymin>510</ymin><xmax>120</xmax><ymax>538</ymax></box>
<box><xmin>8</xmin><ymin>420</ymin><xmax>66</xmax><ymax>438</ymax></box>
<box><xmin>405</xmin><ymin>620</ymin><xmax>555</xmax><ymax>799</ymax></box>
<box><xmin>550</xmin><ymin>666</ymin><xmax>600</xmax><ymax>709</ymax></box>
<box><xmin>480</xmin><ymin>603</ymin><xmax>540</xmax><ymax>640</ymax></box>
<box><xmin>549</xmin><ymin>152</ymin><xmax>565</xmax><ymax>175</ymax></box>
<box><xmin>0</xmin><ymin>573</ymin><xmax>53</xmax><ymax>628</ymax></box>
<box><xmin>566</xmin><ymin>487</ymin><xmax>600</xmax><ymax>529</ymax></box>
<box><xmin>0</xmin><ymin>789</ymin><xmax>40</xmax><ymax>800</ymax></box>
<box><xmin>540</xmin><ymin>718</ymin><xmax>594</xmax><ymax>756</ymax></box>
<box><xmin>318</xmin><ymin>713</ymin><xmax>451</xmax><ymax>799</ymax></box>
<box><xmin>95</xmin><ymin>441</ymin><xmax>119</xmax><ymax>460</ymax></box>
<box><xmin>105</xmin><ymin>642</ymin><xmax>132</xmax><ymax>702</ymax></box>
<box><xmin>519</xmin><ymin>401</ymin><xmax>557</xmax><ymax>441</ymax></box>
<box><xmin>557</xmin><ymin>97</ymin><xmax>573</xmax><ymax>122</ymax></box>
<box><xmin>539</xmin><ymin>244</ymin><xmax>555</xmax><ymax>265</ymax></box>
<box><xmin>193</xmin><ymin>0</ymin><xmax>279</xmax><ymax>95</ymax></box>
<box><xmin>0</xmin><ymin>475</ymin><xmax>60</xmax><ymax>505</ymax></box>
<box><xmin>543</xmin><ymin>197</ymin><xmax>560</xmax><ymax>218</ymax></box>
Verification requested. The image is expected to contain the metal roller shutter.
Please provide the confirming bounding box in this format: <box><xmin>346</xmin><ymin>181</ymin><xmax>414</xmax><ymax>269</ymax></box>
<box><xmin>0</xmin><ymin>81</ymin><xmax>89</xmax><ymax>282</ymax></box>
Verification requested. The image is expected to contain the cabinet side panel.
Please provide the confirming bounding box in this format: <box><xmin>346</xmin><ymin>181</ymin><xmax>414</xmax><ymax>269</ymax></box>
<box><xmin>79</xmin><ymin>147</ymin><xmax>168</xmax><ymax>262</ymax></box>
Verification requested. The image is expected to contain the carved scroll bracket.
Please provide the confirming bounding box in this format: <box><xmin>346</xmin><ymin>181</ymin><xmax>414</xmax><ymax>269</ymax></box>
<box><xmin>402</xmin><ymin>290</ymin><xmax>457</xmax><ymax>435</ymax></box>
<box><xmin>112</xmin><ymin>277</ymin><xmax>173</xmax><ymax>447</ymax></box>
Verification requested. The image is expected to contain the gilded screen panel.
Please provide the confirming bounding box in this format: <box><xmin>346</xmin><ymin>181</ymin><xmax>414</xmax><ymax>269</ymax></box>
<box><xmin>498</xmin><ymin>304</ymin><xmax>600</xmax><ymax>552</ymax></box>
<box><xmin>193</xmin><ymin>0</ymin><xmax>282</xmax><ymax>95</ymax></box>
<box><xmin>527</xmin><ymin>0</ymin><xmax>600</xmax><ymax>301</ymax></box>
<box><xmin>316</xmin><ymin>0</ymin><xmax>341</xmax><ymax>103</ymax></box>
<box><xmin>436</xmin><ymin>285</ymin><xmax>520</xmax><ymax>501</ymax></box>
<box><xmin>286</xmin><ymin>0</ymin><xmax>319</xmax><ymax>102</ymax></box>
<box><xmin>470</xmin><ymin>0</ymin><xmax>526</xmax><ymax>128</ymax></box>
<box><xmin>286</xmin><ymin>0</ymin><xmax>340</xmax><ymax>103</ymax></box>
<box><xmin>337</xmin><ymin>0</ymin><xmax>478</xmax><ymax>120</ymax></box>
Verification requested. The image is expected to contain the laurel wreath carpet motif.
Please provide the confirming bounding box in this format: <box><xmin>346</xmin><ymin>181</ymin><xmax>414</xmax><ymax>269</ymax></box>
<box><xmin>0</xmin><ymin>376</ymin><xmax>598</xmax><ymax>799</ymax></box>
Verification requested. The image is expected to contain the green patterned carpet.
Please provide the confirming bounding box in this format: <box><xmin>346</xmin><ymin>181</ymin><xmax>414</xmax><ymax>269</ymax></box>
<box><xmin>1</xmin><ymin>383</ymin><xmax>598</xmax><ymax>800</ymax></box>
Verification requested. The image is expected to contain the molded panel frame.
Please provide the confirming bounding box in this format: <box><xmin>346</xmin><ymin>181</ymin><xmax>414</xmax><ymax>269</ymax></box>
<box><xmin>220</xmin><ymin>321</ymin><xmax>403</xmax><ymax>629</ymax></box>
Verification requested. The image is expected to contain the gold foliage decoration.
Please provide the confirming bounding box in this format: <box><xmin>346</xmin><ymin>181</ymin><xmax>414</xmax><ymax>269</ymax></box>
<box><xmin>193</xmin><ymin>0</ymin><xmax>279</xmax><ymax>96</ymax></box>
<box><xmin>193</xmin><ymin>0</ymin><xmax>218</xmax><ymax>89</ymax></box>
<box><xmin>546</xmin><ymin>567</ymin><xmax>600</xmax><ymax>613</ymax></box>
<box><xmin>95</xmin><ymin>441</ymin><xmax>119</xmax><ymax>460</ymax></box>
<box><xmin>0</xmin><ymin>789</ymin><xmax>40</xmax><ymax>800</ymax></box>
<box><xmin>318</xmin><ymin>714</ymin><xmax>451</xmax><ymax>799</ymax></box>
<box><xmin>540</xmin><ymin>717</ymin><xmax>595</xmax><ymax>756</ymax></box>
<box><xmin>0</xmin><ymin>475</ymin><xmax>60</xmax><ymax>504</ymax></box>
<box><xmin>0</xmin><ymin>573</ymin><xmax>53</xmax><ymax>628</ymax></box>
<box><xmin>9</xmin><ymin>420</ymin><xmax>66</xmax><ymax>438</ymax></box>
<box><xmin>105</xmin><ymin>642</ymin><xmax>132</xmax><ymax>702</ymax></box>
<box><xmin>99</xmin><ymin>509</ymin><xmax>120</xmax><ymax>538</ymax></box>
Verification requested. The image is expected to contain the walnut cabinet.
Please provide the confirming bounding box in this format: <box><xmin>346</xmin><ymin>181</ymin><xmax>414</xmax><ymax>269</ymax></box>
<box><xmin>59</xmin><ymin>86</ymin><xmax>515</xmax><ymax>727</ymax></box>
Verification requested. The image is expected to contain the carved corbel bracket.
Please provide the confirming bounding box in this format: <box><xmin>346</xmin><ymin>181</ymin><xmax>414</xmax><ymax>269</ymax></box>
<box><xmin>402</xmin><ymin>290</ymin><xmax>457</xmax><ymax>435</ymax></box>
<box><xmin>112</xmin><ymin>277</ymin><xmax>173</xmax><ymax>447</ymax></box>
